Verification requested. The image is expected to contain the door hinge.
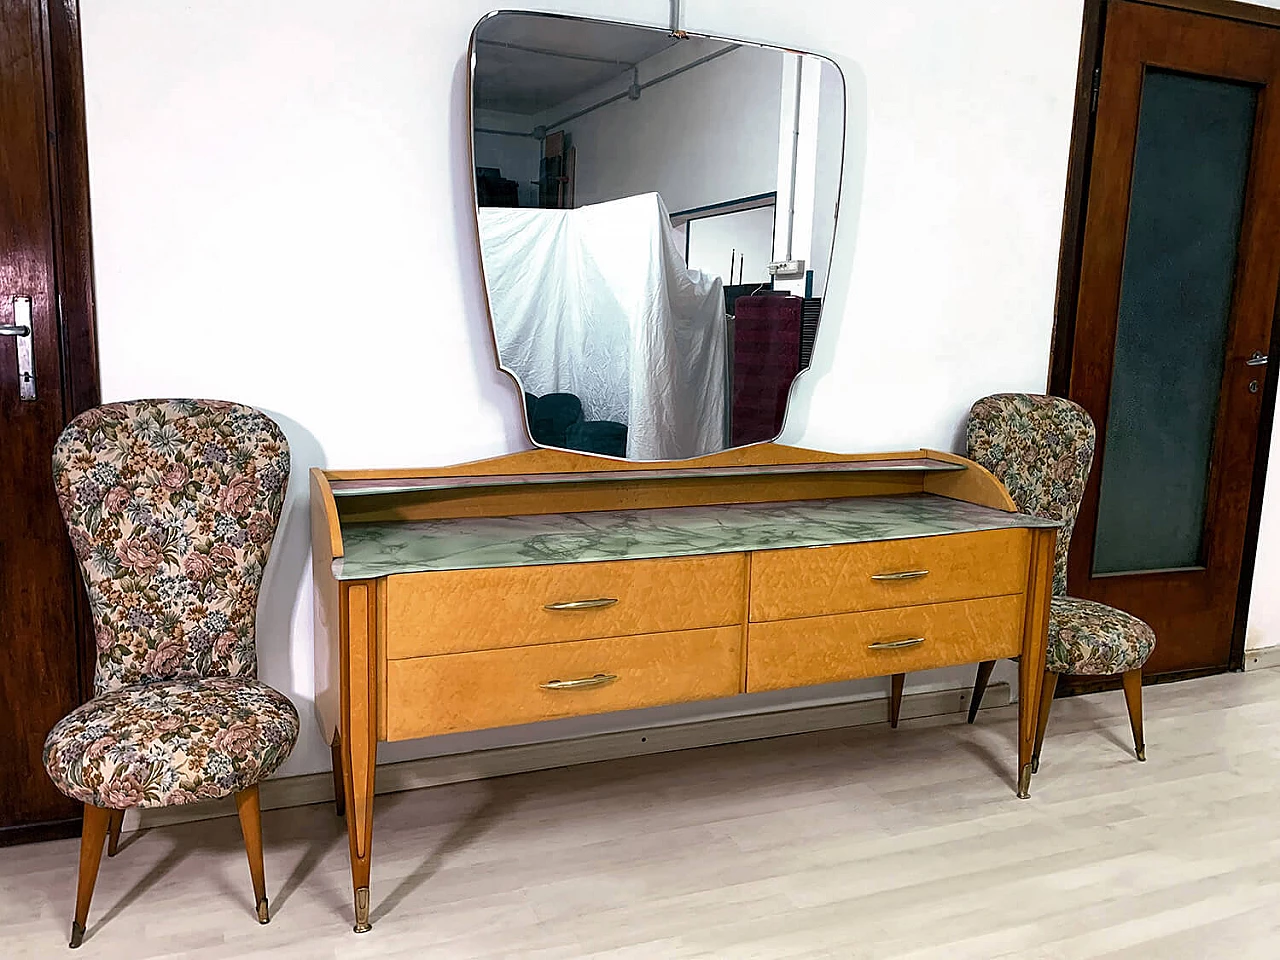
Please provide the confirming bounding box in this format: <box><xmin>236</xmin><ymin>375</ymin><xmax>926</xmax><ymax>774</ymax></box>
<box><xmin>1090</xmin><ymin>66</ymin><xmax>1101</xmax><ymax>115</ymax></box>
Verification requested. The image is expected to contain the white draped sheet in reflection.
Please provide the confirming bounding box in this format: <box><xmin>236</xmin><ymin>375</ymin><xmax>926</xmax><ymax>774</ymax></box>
<box><xmin>479</xmin><ymin>193</ymin><xmax>726</xmax><ymax>460</ymax></box>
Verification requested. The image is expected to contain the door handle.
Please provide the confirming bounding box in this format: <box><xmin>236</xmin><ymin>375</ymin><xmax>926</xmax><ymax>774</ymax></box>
<box><xmin>3</xmin><ymin>297</ymin><xmax>35</xmax><ymax>400</ymax></box>
<box><xmin>1246</xmin><ymin>351</ymin><xmax>1269</xmax><ymax>366</ymax></box>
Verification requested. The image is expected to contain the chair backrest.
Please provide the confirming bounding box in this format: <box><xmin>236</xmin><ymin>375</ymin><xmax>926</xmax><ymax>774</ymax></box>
<box><xmin>52</xmin><ymin>400</ymin><xmax>290</xmax><ymax>694</ymax></box>
<box><xmin>965</xmin><ymin>394</ymin><xmax>1095</xmax><ymax>596</ymax></box>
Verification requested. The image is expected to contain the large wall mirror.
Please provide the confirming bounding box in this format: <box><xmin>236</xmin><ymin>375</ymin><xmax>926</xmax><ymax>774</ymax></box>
<box><xmin>470</xmin><ymin>11</ymin><xmax>845</xmax><ymax>460</ymax></box>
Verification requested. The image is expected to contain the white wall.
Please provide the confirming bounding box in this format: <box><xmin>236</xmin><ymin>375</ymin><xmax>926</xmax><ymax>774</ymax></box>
<box><xmin>77</xmin><ymin>0</ymin><xmax>1280</xmax><ymax>784</ymax></box>
<box><xmin>551</xmin><ymin>41</ymin><xmax>783</xmax><ymax>213</ymax></box>
<box><xmin>686</xmin><ymin>205</ymin><xmax>775</xmax><ymax>284</ymax></box>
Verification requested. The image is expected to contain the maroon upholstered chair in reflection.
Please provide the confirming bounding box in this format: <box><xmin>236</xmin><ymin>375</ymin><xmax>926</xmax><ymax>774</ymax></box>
<box><xmin>731</xmin><ymin>295</ymin><xmax>803</xmax><ymax>446</ymax></box>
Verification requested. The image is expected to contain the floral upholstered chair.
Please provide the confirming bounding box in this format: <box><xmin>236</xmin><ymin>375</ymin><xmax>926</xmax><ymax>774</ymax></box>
<box><xmin>888</xmin><ymin>395</ymin><xmax>1155</xmax><ymax>770</ymax></box>
<box><xmin>965</xmin><ymin>394</ymin><xmax>1155</xmax><ymax>769</ymax></box>
<box><xmin>42</xmin><ymin>400</ymin><xmax>299</xmax><ymax>948</ymax></box>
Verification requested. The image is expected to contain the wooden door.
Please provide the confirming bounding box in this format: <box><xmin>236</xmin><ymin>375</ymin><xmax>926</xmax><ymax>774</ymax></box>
<box><xmin>1</xmin><ymin>0</ymin><xmax>97</xmax><ymax>843</ymax></box>
<box><xmin>1066</xmin><ymin>1</ymin><xmax>1280</xmax><ymax>676</ymax></box>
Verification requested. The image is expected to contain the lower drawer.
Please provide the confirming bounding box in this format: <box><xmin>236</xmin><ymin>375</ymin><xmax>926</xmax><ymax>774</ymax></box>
<box><xmin>384</xmin><ymin>626</ymin><xmax>742</xmax><ymax>740</ymax></box>
<box><xmin>746</xmin><ymin>595</ymin><xmax>1024</xmax><ymax>692</ymax></box>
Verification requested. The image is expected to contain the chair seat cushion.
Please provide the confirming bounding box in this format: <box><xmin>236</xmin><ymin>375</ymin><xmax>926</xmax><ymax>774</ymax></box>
<box><xmin>43</xmin><ymin>678</ymin><xmax>299</xmax><ymax>809</ymax></box>
<box><xmin>1048</xmin><ymin>596</ymin><xmax>1156</xmax><ymax>676</ymax></box>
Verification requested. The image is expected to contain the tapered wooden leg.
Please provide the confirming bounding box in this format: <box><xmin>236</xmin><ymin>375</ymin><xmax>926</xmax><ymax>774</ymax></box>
<box><xmin>331</xmin><ymin>733</ymin><xmax>346</xmax><ymax>817</ymax></box>
<box><xmin>1017</xmin><ymin>528</ymin><xmax>1055</xmax><ymax>799</ymax></box>
<box><xmin>106</xmin><ymin>809</ymin><xmax>124</xmax><ymax>858</ymax></box>
<box><xmin>1122</xmin><ymin>669</ymin><xmax>1146</xmax><ymax>761</ymax></box>
<box><xmin>889</xmin><ymin>674</ymin><xmax>905</xmax><ymax>728</ymax></box>
<box><xmin>235</xmin><ymin>786</ymin><xmax>271</xmax><ymax>924</ymax></box>
<box><xmin>341</xmin><ymin>582</ymin><xmax>378</xmax><ymax>933</ymax></box>
<box><xmin>968</xmin><ymin>660</ymin><xmax>997</xmax><ymax>724</ymax></box>
<box><xmin>69</xmin><ymin>805</ymin><xmax>112</xmax><ymax>948</ymax></box>
<box><xmin>341</xmin><ymin>725</ymin><xmax>376</xmax><ymax>933</ymax></box>
<box><xmin>1031</xmin><ymin>671</ymin><xmax>1059</xmax><ymax>774</ymax></box>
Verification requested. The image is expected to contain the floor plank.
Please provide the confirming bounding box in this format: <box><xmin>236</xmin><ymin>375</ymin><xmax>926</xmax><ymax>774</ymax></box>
<box><xmin>5</xmin><ymin>668</ymin><xmax>1280</xmax><ymax>958</ymax></box>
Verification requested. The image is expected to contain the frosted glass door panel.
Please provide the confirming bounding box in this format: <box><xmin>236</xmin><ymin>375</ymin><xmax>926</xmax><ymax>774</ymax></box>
<box><xmin>1092</xmin><ymin>69</ymin><xmax>1257</xmax><ymax>575</ymax></box>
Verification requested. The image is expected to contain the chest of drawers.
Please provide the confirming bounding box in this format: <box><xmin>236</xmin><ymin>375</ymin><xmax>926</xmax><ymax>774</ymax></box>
<box><xmin>311</xmin><ymin>443</ymin><xmax>1057</xmax><ymax>932</ymax></box>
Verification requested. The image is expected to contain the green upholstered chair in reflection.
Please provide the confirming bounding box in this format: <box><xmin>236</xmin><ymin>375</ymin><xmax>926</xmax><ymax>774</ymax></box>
<box><xmin>41</xmin><ymin>400</ymin><xmax>298</xmax><ymax>948</ymax></box>
<box><xmin>889</xmin><ymin>394</ymin><xmax>1155</xmax><ymax>770</ymax></box>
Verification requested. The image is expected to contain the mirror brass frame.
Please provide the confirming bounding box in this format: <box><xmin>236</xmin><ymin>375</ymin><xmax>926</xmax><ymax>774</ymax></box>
<box><xmin>467</xmin><ymin>9</ymin><xmax>847</xmax><ymax>462</ymax></box>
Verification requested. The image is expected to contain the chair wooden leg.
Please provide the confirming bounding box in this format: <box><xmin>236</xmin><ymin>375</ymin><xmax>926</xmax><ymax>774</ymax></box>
<box><xmin>889</xmin><ymin>674</ymin><xmax>905</xmax><ymax>728</ymax></box>
<box><xmin>1122</xmin><ymin>669</ymin><xmax>1146</xmax><ymax>761</ymax></box>
<box><xmin>968</xmin><ymin>660</ymin><xmax>997</xmax><ymax>723</ymax></box>
<box><xmin>234</xmin><ymin>786</ymin><xmax>271</xmax><ymax>924</ymax></box>
<box><xmin>70</xmin><ymin>805</ymin><xmax>112</xmax><ymax>948</ymax></box>
<box><xmin>1031</xmin><ymin>670</ymin><xmax>1059</xmax><ymax>774</ymax></box>
<box><xmin>331</xmin><ymin>733</ymin><xmax>345</xmax><ymax>817</ymax></box>
<box><xmin>106</xmin><ymin>809</ymin><xmax>124</xmax><ymax>858</ymax></box>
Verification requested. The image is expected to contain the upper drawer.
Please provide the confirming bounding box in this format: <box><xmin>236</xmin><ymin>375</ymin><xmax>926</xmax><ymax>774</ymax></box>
<box><xmin>385</xmin><ymin>553</ymin><xmax>746</xmax><ymax>658</ymax></box>
<box><xmin>749</xmin><ymin>528</ymin><xmax>1030</xmax><ymax>621</ymax></box>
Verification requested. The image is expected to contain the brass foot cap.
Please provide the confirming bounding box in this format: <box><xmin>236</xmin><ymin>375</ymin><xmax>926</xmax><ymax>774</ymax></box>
<box><xmin>353</xmin><ymin>886</ymin><xmax>371</xmax><ymax>934</ymax></box>
<box><xmin>69</xmin><ymin>922</ymin><xmax>85</xmax><ymax>949</ymax></box>
<box><xmin>1017</xmin><ymin>764</ymin><xmax>1033</xmax><ymax>800</ymax></box>
<box><xmin>256</xmin><ymin>898</ymin><xmax>270</xmax><ymax>924</ymax></box>
<box><xmin>1136</xmin><ymin>747</ymin><xmax>1147</xmax><ymax>762</ymax></box>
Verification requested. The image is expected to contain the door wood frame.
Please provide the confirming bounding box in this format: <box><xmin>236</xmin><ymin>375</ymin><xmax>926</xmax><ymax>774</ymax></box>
<box><xmin>0</xmin><ymin>0</ymin><xmax>100</xmax><ymax>847</ymax></box>
<box><xmin>43</xmin><ymin>0</ymin><xmax>100</xmax><ymax>422</ymax></box>
<box><xmin>1048</xmin><ymin>0</ymin><xmax>1280</xmax><ymax>679</ymax></box>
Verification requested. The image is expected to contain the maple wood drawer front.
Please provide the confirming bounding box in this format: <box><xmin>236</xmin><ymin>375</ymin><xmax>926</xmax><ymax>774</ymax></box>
<box><xmin>749</xmin><ymin>528</ymin><xmax>1030</xmax><ymax>622</ymax></box>
<box><xmin>746</xmin><ymin>595</ymin><xmax>1024</xmax><ymax>693</ymax></box>
<box><xmin>385</xmin><ymin>554</ymin><xmax>746</xmax><ymax>658</ymax></box>
<box><xmin>385</xmin><ymin>626</ymin><xmax>742</xmax><ymax>740</ymax></box>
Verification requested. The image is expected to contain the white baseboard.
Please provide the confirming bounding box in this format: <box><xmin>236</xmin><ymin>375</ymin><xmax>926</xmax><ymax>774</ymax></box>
<box><xmin>126</xmin><ymin>681</ymin><xmax>1010</xmax><ymax>833</ymax></box>
<box><xmin>1244</xmin><ymin>647</ymin><xmax>1280</xmax><ymax>672</ymax></box>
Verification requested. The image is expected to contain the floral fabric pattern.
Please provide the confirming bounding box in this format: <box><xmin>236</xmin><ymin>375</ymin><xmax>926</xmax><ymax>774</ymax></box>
<box><xmin>51</xmin><ymin>400</ymin><xmax>290</xmax><ymax>694</ymax></box>
<box><xmin>965</xmin><ymin>394</ymin><xmax>1096</xmax><ymax>597</ymax></box>
<box><xmin>966</xmin><ymin>393</ymin><xmax>1157</xmax><ymax>677</ymax></box>
<box><xmin>1048</xmin><ymin>596</ymin><xmax>1156</xmax><ymax>676</ymax></box>
<box><xmin>43</xmin><ymin>678</ymin><xmax>299</xmax><ymax>808</ymax></box>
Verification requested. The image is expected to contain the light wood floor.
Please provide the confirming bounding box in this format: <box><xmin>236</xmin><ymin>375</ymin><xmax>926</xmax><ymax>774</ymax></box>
<box><xmin>5</xmin><ymin>668</ymin><xmax>1280</xmax><ymax>959</ymax></box>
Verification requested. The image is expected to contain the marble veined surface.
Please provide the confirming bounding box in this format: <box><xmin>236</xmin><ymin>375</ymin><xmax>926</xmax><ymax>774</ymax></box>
<box><xmin>333</xmin><ymin>493</ymin><xmax>1058</xmax><ymax>580</ymax></box>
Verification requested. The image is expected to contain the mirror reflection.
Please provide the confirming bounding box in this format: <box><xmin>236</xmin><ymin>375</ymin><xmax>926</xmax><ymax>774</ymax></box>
<box><xmin>471</xmin><ymin>12</ymin><xmax>844</xmax><ymax>460</ymax></box>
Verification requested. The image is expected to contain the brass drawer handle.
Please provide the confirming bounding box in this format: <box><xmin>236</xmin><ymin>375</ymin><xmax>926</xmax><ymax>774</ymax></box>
<box><xmin>870</xmin><ymin>569</ymin><xmax>930</xmax><ymax>581</ymax></box>
<box><xmin>544</xmin><ymin>598</ymin><xmax>619</xmax><ymax>611</ymax></box>
<box><xmin>868</xmin><ymin>637</ymin><xmax>926</xmax><ymax>651</ymax></box>
<box><xmin>540</xmin><ymin>673</ymin><xmax>619</xmax><ymax>690</ymax></box>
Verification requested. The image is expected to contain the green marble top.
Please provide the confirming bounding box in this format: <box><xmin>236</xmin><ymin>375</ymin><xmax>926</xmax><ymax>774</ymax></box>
<box><xmin>333</xmin><ymin>493</ymin><xmax>1058</xmax><ymax>580</ymax></box>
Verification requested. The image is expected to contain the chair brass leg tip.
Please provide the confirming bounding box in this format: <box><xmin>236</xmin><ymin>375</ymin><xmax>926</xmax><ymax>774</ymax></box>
<box><xmin>256</xmin><ymin>898</ymin><xmax>270</xmax><ymax>924</ymax></box>
<box><xmin>69</xmin><ymin>922</ymin><xmax>85</xmax><ymax>949</ymax></box>
<box><xmin>353</xmin><ymin>886</ymin><xmax>371</xmax><ymax>933</ymax></box>
<box><xmin>1136</xmin><ymin>747</ymin><xmax>1146</xmax><ymax>762</ymax></box>
<box><xmin>1017</xmin><ymin>764</ymin><xmax>1033</xmax><ymax>799</ymax></box>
